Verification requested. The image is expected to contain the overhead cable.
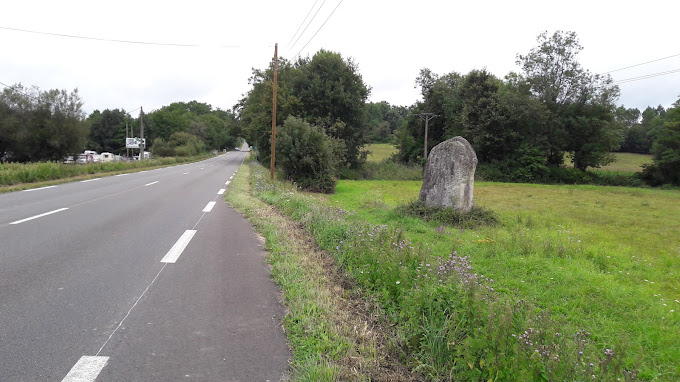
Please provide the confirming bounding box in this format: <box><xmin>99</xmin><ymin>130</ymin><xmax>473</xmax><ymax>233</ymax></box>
<box><xmin>287</xmin><ymin>0</ymin><xmax>320</xmax><ymax>47</ymax></box>
<box><xmin>0</xmin><ymin>25</ymin><xmax>240</xmax><ymax>48</ymax></box>
<box><xmin>294</xmin><ymin>0</ymin><xmax>344</xmax><ymax>59</ymax></box>
<box><xmin>613</xmin><ymin>68</ymin><xmax>680</xmax><ymax>84</ymax></box>
<box><xmin>288</xmin><ymin>0</ymin><xmax>329</xmax><ymax>52</ymax></box>
<box><xmin>601</xmin><ymin>53</ymin><xmax>680</xmax><ymax>74</ymax></box>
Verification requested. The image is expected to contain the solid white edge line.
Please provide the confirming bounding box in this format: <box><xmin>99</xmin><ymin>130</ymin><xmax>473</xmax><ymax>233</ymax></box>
<box><xmin>144</xmin><ymin>181</ymin><xmax>159</xmax><ymax>186</ymax></box>
<box><xmin>202</xmin><ymin>201</ymin><xmax>216</xmax><ymax>212</ymax></box>
<box><xmin>115</xmin><ymin>173</ymin><xmax>128</xmax><ymax>177</ymax></box>
<box><xmin>10</xmin><ymin>208</ymin><xmax>69</xmax><ymax>225</ymax></box>
<box><xmin>80</xmin><ymin>178</ymin><xmax>101</xmax><ymax>183</ymax></box>
<box><xmin>61</xmin><ymin>356</ymin><xmax>109</xmax><ymax>382</ymax></box>
<box><xmin>217</xmin><ymin>189</ymin><xmax>225</xmax><ymax>195</ymax></box>
<box><xmin>23</xmin><ymin>185</ymin><xmax>57</xmax><ymax>192</ymax></box>
<box><xmin>161</xmin><ymin>230</ymin><xmax>197</xmax><ymax>263</ymax></box>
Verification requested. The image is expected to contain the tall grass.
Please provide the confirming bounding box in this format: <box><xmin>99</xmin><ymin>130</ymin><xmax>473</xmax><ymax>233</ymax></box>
<box><xmin>247</xmin><ymin>163</ymin><xmax>673</xmax><ymax>380</ymax></box>
<box><xmin>0</xmin><ymin>155</ymin><xmax>210</xmax><ymax>188</ymax></box>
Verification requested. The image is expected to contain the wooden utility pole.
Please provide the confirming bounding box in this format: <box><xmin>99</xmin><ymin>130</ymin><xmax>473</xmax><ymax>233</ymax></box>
<box><xmin>270</xmin><ymin>43</ymin><xmax>278</xmax><ymax>180</ymax></box>
<box><xmin>415</xmin><ymin>113</ymin><xmax>439</xmax><ymax>159</ymax></box>
<box><xmin>139</xmin><ymin>107</ymin><xmax>145</xmax><ymax>161</ymax></box>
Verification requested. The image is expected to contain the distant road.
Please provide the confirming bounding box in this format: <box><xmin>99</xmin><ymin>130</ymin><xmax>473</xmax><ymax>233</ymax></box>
<box><xmin>0</xmin><ymin>151</ymin><xmax>290</xmax><ymax>381</ymax></box>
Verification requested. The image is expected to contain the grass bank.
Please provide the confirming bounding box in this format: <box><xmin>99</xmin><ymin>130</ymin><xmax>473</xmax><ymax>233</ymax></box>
<box><xmin>0</xmin><ymin>154</ymin><xmax>212</xmax><ymax>193</ymax></box>
<box><xmin>224</xmin><ymin>158</ymin><xmax>417</xmax><ymax>381</ymax></box>
<box><xmin>231</xmin><ymin>159</ymin><xmax>680</xmax><ymax>380</ymax></box>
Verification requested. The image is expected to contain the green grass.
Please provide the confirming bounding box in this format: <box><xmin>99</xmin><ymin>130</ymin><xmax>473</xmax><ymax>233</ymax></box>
<box><xmin>365</xmin><ymin>143</ymin><xmax>397</xmax><ymax>163</ymax></box>
<box><xmin>0</xmin><ymin>155</ymin><xmax>212</xmax><ymax>192</ymax></box>
<box><xmin>328</xmin><ymin>180</ymin><xmax>680</xmax><ymax>380</ymax></box>
<box><xmin>563</xmin><ymin>152</ymin><xmax>653</xmax><ymax>173</ymax></box>
<box><xmin>225</xmin><ymin>159</ymin><xmax>409</xmax><ymax>381</ymax></box>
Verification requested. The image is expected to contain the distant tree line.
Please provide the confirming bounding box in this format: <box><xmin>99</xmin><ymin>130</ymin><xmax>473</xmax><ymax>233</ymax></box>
<box><xmin>1</xmin><ymin>85</ymin><xmax>239</xmax><ymax>163</ymax></box>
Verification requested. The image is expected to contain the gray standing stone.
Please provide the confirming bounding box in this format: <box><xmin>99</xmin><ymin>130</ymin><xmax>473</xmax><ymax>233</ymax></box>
<box><xmin>419</xmin><ymin>136</ymin><xmax>477</xmax><ymax>213</ymax></box>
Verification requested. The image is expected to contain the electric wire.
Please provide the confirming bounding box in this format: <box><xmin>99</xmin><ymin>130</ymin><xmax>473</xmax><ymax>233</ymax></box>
<box><xmin>601</xmin><ymin>53</ymin><xmax>680</xmax><ymax>74</ymax></box>
<box><xmin>287</xmin><ymin>0</ymin><xmax>320</xmax><ymax>47</ymax></box>
<box><xmin>288</xmin><ymin>0</ymin><xmax>328</xmax><ymax>52</ymax></box>
<box><xmin>613</xmin><ymin>68</ymin><xmax>680</xmax><ymax>84</ymax></box>
<box><xmin>294</xmin><ymin>0</ymin><xmax>344</xmax><ymax>59</ymax></box>
<box><xmin>0</xmin><ymin>25</ymin><xmax>241</xmax><ymax>48</ymax></box>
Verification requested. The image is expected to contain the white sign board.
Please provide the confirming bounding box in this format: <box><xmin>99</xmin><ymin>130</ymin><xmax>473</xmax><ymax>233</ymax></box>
<box><xmin>125</xmin><ymin>137</ymin><xmax>145</xmax><ymax>149</ymax></box>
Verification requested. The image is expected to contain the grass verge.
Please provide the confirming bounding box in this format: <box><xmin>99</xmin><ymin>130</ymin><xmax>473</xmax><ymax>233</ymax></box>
<box><xmin>0</xmin><ymin>154</ymin><xmax>213</xmax><ymax>193</ymax></box>
<box><xmin>224</xmin><ymin>157</ymin><xmax>419</xmax><ymax>381</ymax></box>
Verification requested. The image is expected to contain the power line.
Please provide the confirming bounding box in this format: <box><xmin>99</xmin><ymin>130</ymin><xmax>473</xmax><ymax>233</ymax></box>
<box><xmin>613</xmin><ymin>68</ymin><xmax>680</xmax><ymax>84</ymax></box>
<box><xmin>601</xmin><ymin>52</ymin><xmax>680</xmax><ymax>74</ymax></box>
<box><xmin>294</xmin><ymin>0</ymin><xmax>344</xmax><ymax>59</ymax></box>
<box><xmin>288</xmin><ymin>0</ymin><xmax>329</xmax><ymax>52</ymax></box>
<box><xmin>287</xmin><ymin>0</ymin><xmax>320</xmax><ymax>47</ymax></box>
<box><xmin>0</xmin><ymin>81</ymin><xmax>41</xmax><ymax>101</ymax></box>
<box><xmin>0</xmin><ymin>25</ymin><xmax>241</xmax><ymax>48</ymax></box>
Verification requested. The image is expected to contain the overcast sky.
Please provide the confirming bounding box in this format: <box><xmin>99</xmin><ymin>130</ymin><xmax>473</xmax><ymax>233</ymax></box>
<box><xmin>2</xmin><ymin>0</ymin><xmax>679</xmax><ymax>116</ymax></box>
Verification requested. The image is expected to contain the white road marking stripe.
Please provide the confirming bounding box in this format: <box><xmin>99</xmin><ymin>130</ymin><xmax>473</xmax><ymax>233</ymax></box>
<box><xmin>182</xmin><ymin>172</ymin><xmax>189</xmax><ymax>175</ymax></box>
<box><xmin>225</xmin><ymin>180</ymin><xmax>231</xmax><ymax>186</ymax></box>
<box><xmin>24</xmin><ymin>185</ymin><xmax>56</xmax><ymax>192</ymax></box>
<box><xmin>115</xmin><ymin>173</ymin><xmax>128</xmax><ymax>177</ymax></box>
<box><xmin>61</xmin><ymin>356</ymin><xmax>109</xmax><ymax>382</ymax></box>
<box><xmin>203</xmin><ymin>201</ymin><xmax>216</xmax><ymax>212</ymax></box>
<box><xmin>161</xmin><ymin>230</ymin><xmax>197</xmax><ymax>263</ymax></box>
<box><xmin>229</xmin><ymin>175</ymin><xmax>233</xmax><ymax>180</ymax></box>
<box><xmin>217</xmin><ymin>189</ymin><xmax>225</xmax><ymax>195</ymax></box>
<box><xmin>140</xmin><ymin>170</ymin><xmax>147</xmax><ymax>173</ymax></box>
<box><xmin>80</xmin><ymin>178</ymin><xmax>101</xmax><ymax>183</ymax></box>
<box><xmin>144</xmin><ymin>181</ymin><xmax>159</xmax><ymax>186</ymax></box>
<box><xmin>200</xmin><ymin>167</ymin><xmax>204</xmax><ymax>170</ymax></box>
<box><xmin>10</xmin><ymin>208</ymin><xmax>69</xmax><ymax>225</ymax></box>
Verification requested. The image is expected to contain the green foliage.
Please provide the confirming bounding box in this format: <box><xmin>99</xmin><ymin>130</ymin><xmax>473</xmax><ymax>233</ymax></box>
<box><xmin>0</xmin><ymin>84</ymin><xmax>89</xmax><ymax>162</ymax></box>
<box><xmin>87</xmin><ymin>108</ymin><xmax>130</xmax><ymax>154</ymax></box>
<box><xmin>238</xmin><ymin>50</ymin><xmax>370</xmax><ymax>169</ymax></box>
<box><xmin>642</xmin><ymin>101</ymin><xmax>680</xmax><ymax>185</ymax></box>
<box><xmin>365</xmin><ymin>101</ymin><xmax>407</xmax><ymax>143</ymax></box>
<box><xmin>276</xmin><ymin>116</ymin><xmax>343</xmax><ymax>193</ymax></box>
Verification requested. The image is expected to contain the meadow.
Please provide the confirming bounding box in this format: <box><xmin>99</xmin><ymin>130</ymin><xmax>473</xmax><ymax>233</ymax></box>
<box><xmin>328</xmin><ymin>180</ymin><xmax>679</xmax><ymax>379</ymax></box>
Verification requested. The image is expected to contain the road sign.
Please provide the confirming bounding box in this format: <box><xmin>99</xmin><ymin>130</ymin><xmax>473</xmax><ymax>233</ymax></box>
<box><xmin>125</xmin><ymin>137</ymin><xmax>145</xmax><ymax>149</ymax></box>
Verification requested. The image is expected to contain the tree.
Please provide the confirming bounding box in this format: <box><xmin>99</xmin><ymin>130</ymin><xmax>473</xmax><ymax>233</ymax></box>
<box><xmin>276</xmin><ymin>116</ymin><xmax>344</xmax><ymax>193</ymax></box>
<box><xmin>87</xmin><ymin>109</ymin><xmax>129</xmax><ymax>153</ymax></box>
<box><xmin>0</xmin><ymin>84</ymin><xmax>89</xmax><ymax>162</ymax></box>
<box><xmin>642</xmin><ymin>99</ymin><xmax>680</xmax><ymax>185</ymax></box>
<box><xmin>292</xmin><ymin>50</ymin><xmax>370</xmax><ymax>168</ymax></box>
<box><xmin>516</xmin><ymin>31</ymin><xmax>620</xmax><ymax>167</ymax></box>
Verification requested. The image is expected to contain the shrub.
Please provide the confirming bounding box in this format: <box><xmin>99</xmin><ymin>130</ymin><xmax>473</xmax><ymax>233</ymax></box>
<box><xmin>276</xmin><ymin>116</ymin><xmax>344</xmax><ymax>193</ymax></box>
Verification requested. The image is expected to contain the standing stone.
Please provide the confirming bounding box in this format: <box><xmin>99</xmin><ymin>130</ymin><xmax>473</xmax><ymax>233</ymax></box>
<box><xmin>419</xmin><ymin>137</ymin><xmax>477</xmax><ymax>213</ymax></box>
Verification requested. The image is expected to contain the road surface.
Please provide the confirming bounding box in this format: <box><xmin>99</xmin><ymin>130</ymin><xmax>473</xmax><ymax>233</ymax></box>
<box><xmin>0</xmin><ymin>151</ymin><xmax>290</xmax><ymax>381</ymax></box>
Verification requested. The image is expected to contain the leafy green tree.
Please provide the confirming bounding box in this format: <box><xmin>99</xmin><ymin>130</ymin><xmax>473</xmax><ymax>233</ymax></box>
<box><xmin>642</xmin><ymin>99</ymin><xmax>680</xmax><ymax>185</ymax></box>
<box><xmin>0</xmin><ymin>84</ymin><xmax>89</xmax><ymax>162</ymax></box>
<box><xmin>516</xmin><ymin>30</ymin><xmax>620</xmax><ymax>167</ymax></box>
<box><xmin>87</xmin><ymin>109</ymin><xmax>130</xmax><ymax>153</ymax></box>
<box><xmin>292</xmin><ymin>50</ymin><xmax>370</xmax><ymax>168</ymax></box>
<box><xmin>276</xmin><ymin>116</ymin><xmax>344</xmax><ymax>193</ymax></box>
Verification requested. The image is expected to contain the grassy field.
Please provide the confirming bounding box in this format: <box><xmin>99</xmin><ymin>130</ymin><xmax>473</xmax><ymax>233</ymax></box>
<box><xmin>563</xmin><ymin>152</ymin><xmax>654</xmax><ymax>173</ymax></box>
<box><xmin>365</xmin><ymin>143</ymin><xmax>398</xmax><ymax>163</ymax></box>
<box><xmin>326</xmin><ymin>180</ymin><xmax>679</xmax><ymax>379</ymax></box>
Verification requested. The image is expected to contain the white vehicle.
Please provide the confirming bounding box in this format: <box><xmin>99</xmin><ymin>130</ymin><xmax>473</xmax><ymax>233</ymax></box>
<box><xmin>100</xmin><ymin>152</ymin><xmax>116</xmax><ymax>162</ymax></box>
<box><xmin>76</xmin><ymin>154</ymin><xmax>94</xmax><ymax>164</ymax></box>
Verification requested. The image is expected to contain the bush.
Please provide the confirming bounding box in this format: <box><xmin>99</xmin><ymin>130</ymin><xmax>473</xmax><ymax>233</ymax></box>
<box><xmin>276</xmin><ymin>116</ymin><xmax>344</xmax><ymax>193</ymax></box>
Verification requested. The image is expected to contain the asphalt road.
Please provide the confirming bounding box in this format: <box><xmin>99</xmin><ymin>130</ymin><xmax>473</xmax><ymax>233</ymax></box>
<box><xmin>0</xmin><ymin>151</ymin><xmax>290</xmax><ymax>381</ymax></box>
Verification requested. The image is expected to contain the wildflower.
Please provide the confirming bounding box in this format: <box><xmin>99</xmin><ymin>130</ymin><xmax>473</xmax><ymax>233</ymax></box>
<box><xmin>396</xmin><ymin>281</ymin><xmax>400</xmax><ymax>285</ymax></box>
